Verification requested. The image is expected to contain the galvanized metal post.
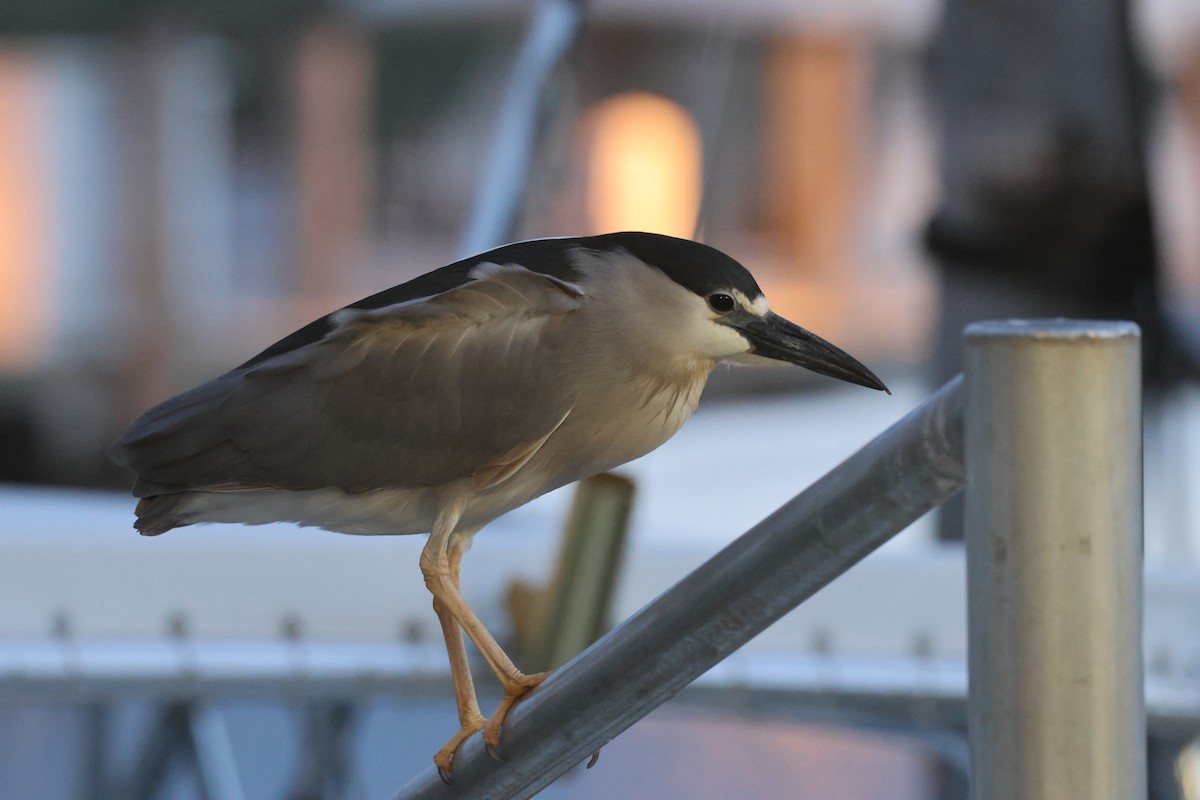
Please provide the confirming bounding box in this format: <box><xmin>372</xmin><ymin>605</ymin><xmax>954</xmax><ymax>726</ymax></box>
<box><xmin>965</xmin><ymin>320</ymin><xmax>1145</xmax><ymax>800</ymax></box>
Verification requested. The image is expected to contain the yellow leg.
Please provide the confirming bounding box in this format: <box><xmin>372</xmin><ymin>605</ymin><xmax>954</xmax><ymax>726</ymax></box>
<box><xmin>430</xmin><ymin>541</ymin><xmax>486</xmax><ymax>783</ymax></box>
<box><xmin>420</xmin><ymin>496</ymin><xmax>548</xmax><ymax>758</ymax></box>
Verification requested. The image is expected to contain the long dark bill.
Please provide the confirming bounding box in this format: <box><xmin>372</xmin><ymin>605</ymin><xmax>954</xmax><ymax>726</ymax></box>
<box><xmin>733</xmin><ymin>312</ymin><xmax>890</xmax><ymax>394</ymax></box>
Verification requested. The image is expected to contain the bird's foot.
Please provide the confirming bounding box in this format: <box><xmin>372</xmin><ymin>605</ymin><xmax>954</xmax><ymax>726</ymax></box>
<box><xmin>482</xmin><ymin>671</ymin><xmax>550</xmax><ymax>758</ymax></box>
<box><xmin>433</xmin><ymin>714</ymin><xmax>486</xmax><ymax>784</ymax></box>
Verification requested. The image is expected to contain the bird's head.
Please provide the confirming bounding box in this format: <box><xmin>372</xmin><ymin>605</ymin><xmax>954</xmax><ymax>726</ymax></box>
<box><xmin>577</xmin><ymin>232</ymin><xmax>890</xmax><ymax>394</ymax></box>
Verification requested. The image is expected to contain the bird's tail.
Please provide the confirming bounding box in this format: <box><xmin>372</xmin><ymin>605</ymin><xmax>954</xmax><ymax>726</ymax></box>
<box><xmin>134</xmin><ymin>495</ymin><xmax>193</xmax><ymax>536</ymax></box>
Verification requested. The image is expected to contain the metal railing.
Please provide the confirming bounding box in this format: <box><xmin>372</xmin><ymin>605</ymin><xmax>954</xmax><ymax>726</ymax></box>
<box><xmin>965</xmin><ymin>320</ymin><xmax>1144</xmax><ymax>798</ymax></box>
<box><xmin>395</xmin><ymin>320</ymin><xmax>1145</xmax><ymax>799</ymax></box>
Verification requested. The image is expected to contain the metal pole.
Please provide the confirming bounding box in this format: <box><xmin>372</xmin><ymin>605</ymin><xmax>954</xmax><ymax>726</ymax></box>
<box><xmin>535</xmin><ymin>473</ymin><xmax>634</xmax><ymax>671</ymax></box>
<box><xmin>397</xmin><ymin>377</ymin><xmax>965</xmax><ymax>799</ymax></box>
<box><xmin>189</xmin><ymin>705</ymin><xmax>248</xmax><ymax>800</ymax></box>
<box><xmin>965</xmin><ymin>320</ymin><xmax>1145</xmax><ymax>800</ymax></box>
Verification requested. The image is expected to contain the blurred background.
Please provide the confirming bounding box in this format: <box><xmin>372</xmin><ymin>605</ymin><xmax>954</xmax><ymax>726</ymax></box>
<box><xmin>3</xmin><ymin>0</ymin><xmax>1200</xmax><ymax>797</ymax></box>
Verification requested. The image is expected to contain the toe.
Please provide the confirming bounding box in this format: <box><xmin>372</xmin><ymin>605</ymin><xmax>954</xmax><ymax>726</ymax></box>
<box><xmin>480</xmin><ymin>671</ymin><xmax>552</xmax><ymax>754</ymax></box>
<box><xmin>432</xmin><ymin>716</ymin><xmax>485</xmax><ymax>781</ymax></box>
<box><xmin>434</xmin><ymin>749</ymin><xmax>456</xmax><ymax>785</ymax></box>
<box><xmin>483</xmin><ymin>714</ymin><xmax>505</xmax><ymax>750</ymax></box>
<box><xmin>517</xmin><ymin>671</ymin><xmax>550</xmax><ymax>692</ymax></box>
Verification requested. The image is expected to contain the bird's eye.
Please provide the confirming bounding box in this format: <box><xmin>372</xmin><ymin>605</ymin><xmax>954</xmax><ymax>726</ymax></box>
<box><xmin>707</xmin><ymin>293</ymin><xmax>735</xmax><ymax>314</ymax></box>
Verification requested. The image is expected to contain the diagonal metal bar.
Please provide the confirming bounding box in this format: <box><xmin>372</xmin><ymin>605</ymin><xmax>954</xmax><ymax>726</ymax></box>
<box><xmin>397</xmin><ymin>376</ymin><xmax>965</xmax><ymax>799</ymax></box>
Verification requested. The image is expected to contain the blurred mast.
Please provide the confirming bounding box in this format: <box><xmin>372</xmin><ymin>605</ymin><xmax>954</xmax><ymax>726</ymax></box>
<box><xmin>458</xmin><ymin>0</ymin><xmax>587</xmax><ymax>257</ymax></box>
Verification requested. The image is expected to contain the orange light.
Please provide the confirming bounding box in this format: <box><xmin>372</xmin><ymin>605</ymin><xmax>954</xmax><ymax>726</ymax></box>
<box><xmin>584</xmin><ymin>92</ymin><xmax>702</xmax><ymax>238</ymax></box>
<box><xmin>0</xmin><ymin>49</ymin><xmax>51</xmax><ymax>371</ymax></box>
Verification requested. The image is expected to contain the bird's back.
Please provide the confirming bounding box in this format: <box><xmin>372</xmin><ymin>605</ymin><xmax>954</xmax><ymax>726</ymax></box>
<box><xmin>111</xmin><ymin>260</ymin><xmax>590</xmax><ymax>535</ymax></box>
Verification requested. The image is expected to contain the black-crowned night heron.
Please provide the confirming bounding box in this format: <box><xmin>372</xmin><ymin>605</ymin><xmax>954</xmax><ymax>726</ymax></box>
<box><xmin>110</xmin><ymin>232</ymin><xmax>888</xmax><ymax>778</ymax></box>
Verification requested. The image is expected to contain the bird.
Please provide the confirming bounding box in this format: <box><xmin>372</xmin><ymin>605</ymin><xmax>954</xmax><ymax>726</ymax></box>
<box><xmin>109</xmin><ymin>231</ymin><xmax>889</xmax><ymax>779</ymax></box>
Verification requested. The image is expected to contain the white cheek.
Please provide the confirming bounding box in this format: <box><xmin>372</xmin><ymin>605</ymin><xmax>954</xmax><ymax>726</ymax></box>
<box><xmin>694</xmin><ymin>322</ymin><xmax>753</xmax><ymax>360</ymax></box>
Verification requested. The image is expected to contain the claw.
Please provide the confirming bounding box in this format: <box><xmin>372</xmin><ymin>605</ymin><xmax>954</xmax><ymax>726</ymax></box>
<box><xmin>586</xmin><ymin>750</ymin><xmax>601</xmax><ymax>769</ymax></box>
<box><xmin>432</xmin><ymin>715</ymin><xmax>485</xmax><ymax>783</ymax></box>
<box><xmin>485</xmin><ymin>740</ymin><xmax>505</xmax><ymax>763</ymax></box>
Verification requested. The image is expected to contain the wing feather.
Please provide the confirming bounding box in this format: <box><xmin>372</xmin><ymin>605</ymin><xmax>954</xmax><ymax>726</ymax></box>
<box><xmin>113</xmin><ymin>265</ymin><xmax>585</xmax><ymax>496</ymax></box>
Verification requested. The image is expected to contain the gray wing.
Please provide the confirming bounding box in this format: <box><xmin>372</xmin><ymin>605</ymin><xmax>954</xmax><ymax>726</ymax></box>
<box><xmin>112</xmin><ymin>264</ymin><xmax>584</xmax><ymax>496</ymax></box>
